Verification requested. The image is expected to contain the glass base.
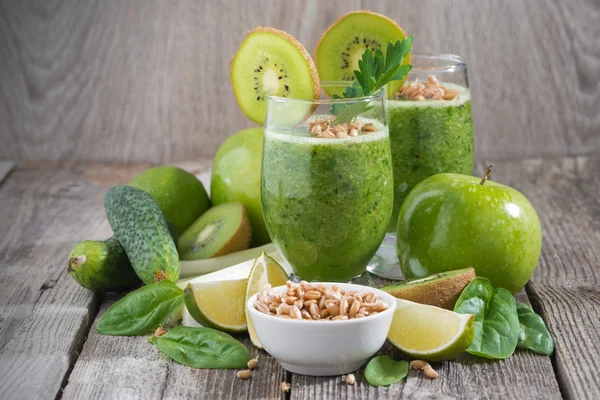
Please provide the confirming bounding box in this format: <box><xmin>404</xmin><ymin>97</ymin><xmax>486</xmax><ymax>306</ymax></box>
<box><xmin>366</xmin><ymin>233</ymin><xmax>405</xmax><ymax>280</ymax></box>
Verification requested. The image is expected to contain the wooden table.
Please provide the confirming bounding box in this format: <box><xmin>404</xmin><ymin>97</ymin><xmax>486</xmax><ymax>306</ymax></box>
<box><xmin>0</xmin><ymin>158</ymin><xmax>598</xmax><ymax>400</ymax></box>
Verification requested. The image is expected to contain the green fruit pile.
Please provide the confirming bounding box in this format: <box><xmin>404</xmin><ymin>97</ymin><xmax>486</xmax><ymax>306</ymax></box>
<box><xmin>67</xmin><ymin>165</ymin><xmax>255</xmax><ymax>292</ymax></box>
<box><xmin>211</xmin><ymin>127</ymin><xmax>269</xmax><ymax>247</ymax></box>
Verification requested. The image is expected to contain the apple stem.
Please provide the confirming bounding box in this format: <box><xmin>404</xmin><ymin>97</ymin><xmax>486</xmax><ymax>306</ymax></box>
<box><xmin>480</xmin><ymin>164</ymin><xmax>495</xmax><ymax>185</ymax></box>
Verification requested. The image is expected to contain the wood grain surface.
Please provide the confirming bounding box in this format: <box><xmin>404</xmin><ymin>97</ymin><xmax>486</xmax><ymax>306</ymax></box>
<box><xmin>61</xmin><ymin>297</ymin><xmax>288</xmax><ymax>400</ymax></box>
<box><xmin>482</xmin><ymin>157</ymin><xmax>600</xmax><ymax>399</ymax></box>
<box><xmin>0</xmin><ymin>0</ymin><xmax>598</xmax><ymax>163</ymax></box>
<box><xmin>1</xmin><ymin>158</ymin><xmax>598</xmax><ymax>399</ymax></box>
<box><xmin>291</xmin><ymin>292</ymin><xmax>561</xmax><ymax>400</ymax></box>
<box><xmin>528</xmin><ymin>283</ymin><xmax>600</xmax><ymax>400</ymax></box>
<box><xmin>0</xmin><ymin>161</ymin><xmax>13</xmax><ymax>184</ymax></box>
<box><xmin>0</xmin><ymin>161</ymin><xmax>150</xmax><ymax>400</ymax></box>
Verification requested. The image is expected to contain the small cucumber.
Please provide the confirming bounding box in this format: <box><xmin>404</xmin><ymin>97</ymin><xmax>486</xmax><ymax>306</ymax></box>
<box><xmin>105</xmin><ymin>185</ymin><xmax>180</xmax><ymax>284</ymax></box>
<box><xmin>67</xmin><ymin>237</ymin><xmax>141</xmax><ymax>292</ymax></box>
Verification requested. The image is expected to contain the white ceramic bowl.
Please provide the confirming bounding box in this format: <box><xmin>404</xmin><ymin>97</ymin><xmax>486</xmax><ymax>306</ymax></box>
<box><xmin>247</xmin><ymin>282</ymin><xmax>396</xmax><ymax>376</ymax></box>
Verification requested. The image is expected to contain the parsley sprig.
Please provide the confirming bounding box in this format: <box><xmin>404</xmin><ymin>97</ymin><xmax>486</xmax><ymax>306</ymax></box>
<box><xmin>330</xmin><ymin>36</ymin><xmax>414</xmax><ymax>123</ymax></box>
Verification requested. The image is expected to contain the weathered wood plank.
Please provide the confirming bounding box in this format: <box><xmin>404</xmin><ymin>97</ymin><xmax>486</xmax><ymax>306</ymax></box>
<box><xmin>4</xmin><ymin>156</ymin><xmax>600</xmax><ymax>399</ymax></box>
<box><xmin>58</xmin><ymin>296</ymin><xmax>172</xmax><ymax>400</ymax></box>
<box><xmin>61</xmin><ymin>159</ymin><xmax>287</xmax><ymax>399</ymax></box>
<box><xmin>0</xmin><ymin>0</ymin><xmax>361</xmax><ymax>163</ymax></box>
<box><xmin>291</xmin><ymin>292</ymin><xmax>561</xmax><ymax>400</ymax></box>
<box><xmin>482</xmin><ymin>156</ymin><xmax>600</xmax><ymax>399</ymax></box>
<box><xmin>161</xmin><ymin>347</ymin><xmax>287</xmax><ymax>400</ymax></box>
<box><xmin>0</xmin><ymin>161</ymin><xmax>13</xmax><ymax>184</ymax></box>
<box><xmin>0</xmin><ymin>161</ymin><xmax>151</xmax><ymax>400</ymax></box>
<box><xmin>61</xmin><ymin>295</ymin><xmax>288</xmax><ymax>400</ymax></box>
<box><xmin>528</xmin><ymin>283</ymin><xmax>600</xmax><ymax>400</ymax></box>
<box><xmin>1</xmin><ymin>0</ymin><xmax>597</xmax><ymax>163</ymax></box>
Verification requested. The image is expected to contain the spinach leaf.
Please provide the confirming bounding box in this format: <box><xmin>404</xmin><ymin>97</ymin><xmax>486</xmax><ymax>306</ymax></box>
<box><xmin>97</xmin><ymin>280</ymin><xmax>183</xmax><ymax>336</ymax></box>
<box><xmin>150</xmin><ymin>326</ymin><xmax>250</xmax><ymax>369</ymax></box>
<box><xmin>364</xmin><ymin>355</ymin><xmax>409</xmax><ymax>386</ymax></box>
<box><xmin>516</xmin><ymin>303</ymin><xmax>554</xmax><ymax>355</ymax></box>
<box><xmin>454</xmin><ymin>277</ymin><xmax>519</xmax><ymax>359</ymax></box>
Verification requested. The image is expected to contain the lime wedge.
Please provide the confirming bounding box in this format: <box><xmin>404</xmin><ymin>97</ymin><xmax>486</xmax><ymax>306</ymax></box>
<box><xmin>387</xmin><ymin>299</ymin><xmax>474</xmax><ymax>361</ymax></box>
<box><xmin>184</xmin><ymin>278</ymin><xmax>249</xmax><ymax>333</ymax></box>
<box><xmin>246</xmin><ymin>252</ymin><xmax>288</xmax><ymax>349</ymax></box>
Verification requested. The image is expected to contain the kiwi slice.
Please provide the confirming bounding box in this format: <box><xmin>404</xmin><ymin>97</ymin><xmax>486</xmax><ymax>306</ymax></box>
<box><xmin>315</xmin><ymin>11</ymin><xmax>411</xmax><ymax>98</ymax></box>
<box><xmin>381</xmin><ymin>268</ymin><xmax>476</xmax><ymax>310</ymax></box>
<box><xmin>178</xmin><ymin>203</ymin><xmax>251</xmax><ymax>261</ymax></box>
<box><xmin>230</xmin><ymin>27</ymin><xmax>320</xmax><ymax>125</ymax></box>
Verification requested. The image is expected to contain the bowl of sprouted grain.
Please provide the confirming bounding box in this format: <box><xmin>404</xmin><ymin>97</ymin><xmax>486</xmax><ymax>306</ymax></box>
<box><xmin>247</xmin><ymin>280</ymin><xmax>396</xmax><ymax>376</ymax></box>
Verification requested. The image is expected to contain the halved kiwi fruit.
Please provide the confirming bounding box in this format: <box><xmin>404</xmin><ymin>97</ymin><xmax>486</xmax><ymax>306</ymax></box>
<box><xmin>315</xmin><ymin>10</ymin><xmax>411</xmax><ymax>98</ymax></box>
<box><xmin>381</xmin><ymin>268</ymin><xmax>476</xmax><ymax>310</ymax></box>
<box><xmin>230</xmin><ymin>27</ymin><xmax>320</xmax><ymax>125</ymax></box>
<box><xmin>178</xmin><ymin>203</ymin><xmax>251</xmax><ymax>261</ymax></box>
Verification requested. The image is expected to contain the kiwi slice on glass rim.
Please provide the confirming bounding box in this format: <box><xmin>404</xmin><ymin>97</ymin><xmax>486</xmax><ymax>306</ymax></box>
<box><xmin>230</xmin><ymin>27</ymin><xmax>320</xmax><ymax>125</ymax></box>
<box><xmin>315</xmin><ymin>10</ymin><xmax>411</xmax><ymax>98</ymax></box>
<box><xmin>178</xmin><ymin>202</ymin><xmax>252</xmax><ymax>261</ymax></box>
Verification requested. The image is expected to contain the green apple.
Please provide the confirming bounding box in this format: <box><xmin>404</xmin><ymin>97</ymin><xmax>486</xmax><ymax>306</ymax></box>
<box><xmin>396</xmin><ymin>168</ymin><xmax>542</xmax><ymax>293</ymax></box>
<box><xmin>211</xmin><ymin>128</ymin><xmax>270</xmax><ymax>246</ymax></box>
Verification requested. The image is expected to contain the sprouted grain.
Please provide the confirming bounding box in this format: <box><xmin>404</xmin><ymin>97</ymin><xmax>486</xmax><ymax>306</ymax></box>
<box><xmin>254</xmin><ymin>281</ymin><xmax>389</xmax><ymax>320</ymax></box>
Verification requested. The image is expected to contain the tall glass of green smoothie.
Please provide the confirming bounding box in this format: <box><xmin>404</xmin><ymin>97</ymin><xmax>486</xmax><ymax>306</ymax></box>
<box><xmin>262</xmin><ymin>83</ymin><xmax>393</xmax><ymax>281</ymax></box>
<box><xmin>367</xmin><ymin>54</ymin><xmax>475</xmax><ymax>279</ymax></box>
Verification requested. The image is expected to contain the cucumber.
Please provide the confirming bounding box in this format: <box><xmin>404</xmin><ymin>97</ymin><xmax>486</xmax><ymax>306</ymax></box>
<box><xmin>105</xmin><ymin>185</ymin><xmax>180</xmax><ymax>284</ymax></box>
<box><xmin>67</xmin><ymin>237</ymin><xmax>141</xmax><ymax>292</ymax></box>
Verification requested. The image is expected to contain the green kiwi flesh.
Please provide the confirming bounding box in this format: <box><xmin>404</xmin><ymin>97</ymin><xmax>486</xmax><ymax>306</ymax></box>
<box><xmin>315</xmin><ymin>11</ymin><xmax>410</xmax><ymax>98</ymax></box>
<box><xmin>381</xmin><ymin>268</ymin><xmax>476</xmax><ymax>310</ymax></box>
<box><xmin>230</xmin><ymin>27</ymin><xmax>320</xmax><ymax>125</ymax></box>
<box><xmin>178</xmin><ymin>202</ymin><xmax>251</xmax><ymax>261</ymax></box>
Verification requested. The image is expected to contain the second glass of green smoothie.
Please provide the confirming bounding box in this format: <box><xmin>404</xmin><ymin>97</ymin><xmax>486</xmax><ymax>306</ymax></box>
<box><xmin>262</xmin><ymin>83</ymin><xmax>393</xmax><ymax>282</ymax></box>
<box><xmin>367</xmin><ymin>54</ymin><xmax>475</xmax><ymax>279</ymax></box>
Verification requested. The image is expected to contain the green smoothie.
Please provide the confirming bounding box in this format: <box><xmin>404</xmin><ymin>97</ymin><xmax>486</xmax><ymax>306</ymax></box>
<box><xmin>262</xmin><ymin>119</ymin><xmax>393</xmax><ymax>281</ymax></box>
<box><xmin>387</xmin><ymin>83</ymin><xmax>474</xmax><ymax>231</ymax></box>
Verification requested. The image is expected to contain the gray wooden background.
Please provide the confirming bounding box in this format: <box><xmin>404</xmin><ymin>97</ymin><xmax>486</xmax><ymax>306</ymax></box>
<box><xmin>0</xmin><ymin>0</ymin><xmax>599</xmax><ymax>163</ymax></box>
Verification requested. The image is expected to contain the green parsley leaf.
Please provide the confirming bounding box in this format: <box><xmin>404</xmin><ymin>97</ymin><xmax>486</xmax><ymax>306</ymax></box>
<box><xmin>330</xmin><ymin>36</ymin><xmax>414</xmax><ymax>124</ymax></box>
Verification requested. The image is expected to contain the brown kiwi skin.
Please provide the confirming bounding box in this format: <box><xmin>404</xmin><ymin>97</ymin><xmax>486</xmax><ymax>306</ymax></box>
<box><xmin>382</xmin><ymin>268</ymin><xmax>476</xmax><ymax>310</ymax></box>
<box><xmin>212</xmin><ymin>204</ymin><xmax>252</xmax><ymax>258</ymax></box>
<box><xmin>179</xmin><ymin>203</ymin><xmax>252</xmax><ymax>260</ymax></box>
<box><xmin>314</xmin><ymin>10</ymin><xmax>412</xmax><ymax>98</ymax></box>
<box><xmin>229</xmin><ymin>26</ymin><xmax>320</xmax><ymax>125</ymax></box>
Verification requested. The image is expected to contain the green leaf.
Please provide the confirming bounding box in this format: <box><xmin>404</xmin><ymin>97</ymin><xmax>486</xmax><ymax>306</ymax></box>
<box><xmin>385</xmin><ymin>37</ymin><xmax>413</xmax><ymax>72</ymax></box>
<box><xmin>96</xmin><ymin>280</ymin><xmax>183</xmax><ymax>336</ymax></box>
<box><xmin>390</xmin><ymin>65</ymin><xmax>412</xmax><ymax>82</ymax></box>
<box><xmin>333</xmin><ymin>102</ymin><xmax>373</xmax><ymax>124</ymax></box>
<box><xmin>357</xmin><ymin>49</ymin><xmax>375</xmax><ymax>93</ymax></box>
<box><xmin>330</xmin><ymin>36</ymin><xmax>414</xmax><ymax>122</ymax></box>
<box><xmin>150</xmin><ymin>326</ymin><xmax>250</xmax><ymax>369</ymax></box>
<box><xmin>454</xmin><ymin>277</ymin><xmax>520</xmax><ymax>359</ymax></box>
<box><xmin>376</xmin><ymin>38</ymin><xmax>413</xmax><ymax>88</ymax></box>
<box><xmin>516</xmin><ymin>303</ymin><xmax>555</xmax><ymax>355</ymax></box>
<box><xmin>364</xmin><ymin>356</ymin><xmax>409</xmax><ymax>386</ymax></box>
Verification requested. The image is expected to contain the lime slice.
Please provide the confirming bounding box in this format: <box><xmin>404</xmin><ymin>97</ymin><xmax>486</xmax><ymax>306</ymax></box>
<box><xmin>184</xmin><ymin>278</ymin><xmax>249</xmax><ymax>333</ymax></box>
<box><xmin>245</xmin><ymin>252</ymin><xmax>288</xmax><ymax>349</ymax></box>
<box><xmin>387</xmin><ymin>299</ymin><xmax>474</xmax><ymax>361</ymax></box>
